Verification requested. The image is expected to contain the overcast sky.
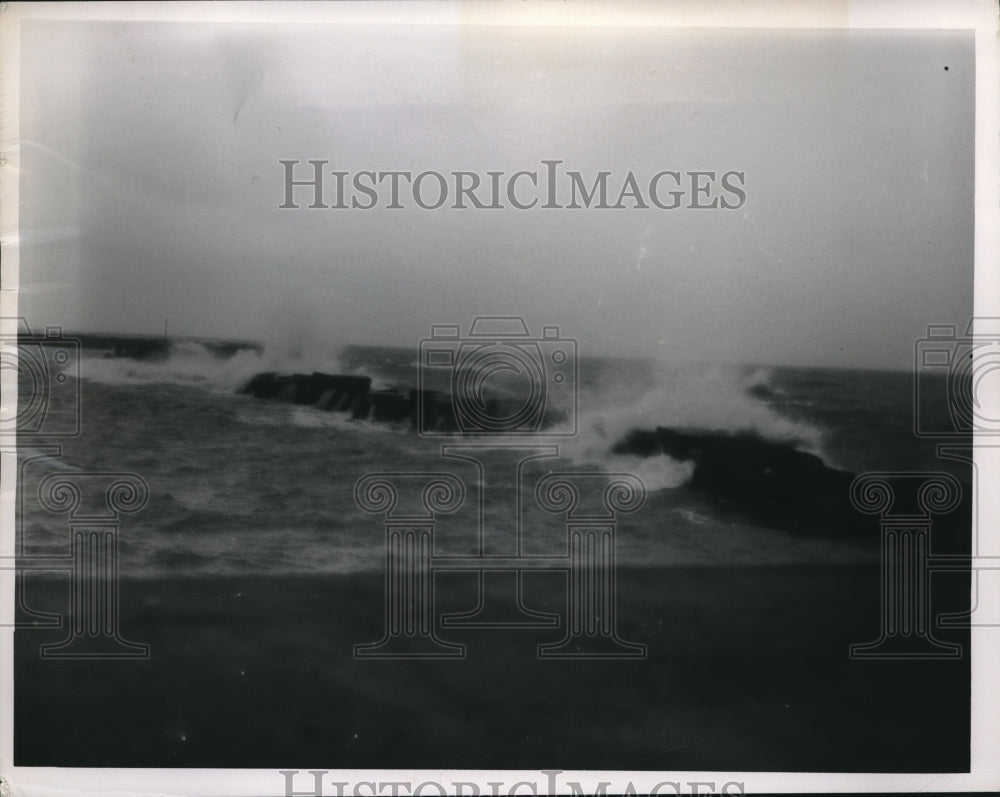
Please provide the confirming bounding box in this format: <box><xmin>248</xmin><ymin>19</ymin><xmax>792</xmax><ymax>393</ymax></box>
<box><xmin>16</xmin><ymin>21</ymin><xmax>973</xmax><ymax>369</ymax></box>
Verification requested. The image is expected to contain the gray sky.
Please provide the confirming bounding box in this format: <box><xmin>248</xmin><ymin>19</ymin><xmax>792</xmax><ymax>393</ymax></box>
<box><xmin>17</xmin><ymin>22</ymin><xmax>973</xmax><ymax>369</ymax></box>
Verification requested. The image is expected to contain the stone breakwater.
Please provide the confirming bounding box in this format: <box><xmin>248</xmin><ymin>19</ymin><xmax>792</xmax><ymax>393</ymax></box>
<box><xmin>612</xmin><ymin>426</ymin><xmax>864</xmax><ymax>535</ymax></box>
<box><xmin>236</xmin><ymin>372</ymin><xmax>920</xmax><ymax>540</ymax></box>
<box><xmin>237</xmin><ymin>371</ymin><xmax>464</xmax><ymax>432</ymax></box>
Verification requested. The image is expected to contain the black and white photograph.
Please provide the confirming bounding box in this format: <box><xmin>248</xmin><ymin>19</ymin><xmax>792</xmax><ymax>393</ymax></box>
<box><xmin>1</xmin><ymin>2</ymin><xmax>998</xmax><ymax>794</ymax></box>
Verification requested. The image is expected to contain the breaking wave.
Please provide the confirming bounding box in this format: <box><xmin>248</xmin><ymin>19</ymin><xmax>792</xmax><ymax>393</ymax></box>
<box><xmin>558</xmin><ymin>360</ymin><xmax>827</xmax><ymax>491</ymax></box>
<box><xmin>77</xmin><ymin>341</ymin><xmax>828</xmax><ymax>493</ymax></box>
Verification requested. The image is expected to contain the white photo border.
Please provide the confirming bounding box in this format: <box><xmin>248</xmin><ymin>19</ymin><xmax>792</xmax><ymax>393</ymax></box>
<box><xmin>1</xmin><ymin>1</ymin><xmax>997</xmax><ymax>794</ymax></box>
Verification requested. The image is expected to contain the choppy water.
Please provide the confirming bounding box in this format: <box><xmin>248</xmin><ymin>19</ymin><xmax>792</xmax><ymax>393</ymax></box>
<box><xmin>15</xmin><ymin>341</ymin><xmax>966</xmax><ymax>577</ymax></box>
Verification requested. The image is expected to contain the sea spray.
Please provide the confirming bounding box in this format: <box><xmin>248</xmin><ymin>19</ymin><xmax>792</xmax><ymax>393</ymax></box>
<box><xmin>559</xmin><ymin>360</ymin><xmax>828</xmax><ymax>489</ymax></box>
<box><xmin>76</xmin><ymin>336</ymin><xmax>394</xmax><ymax>394</ymax></box>
<box><xmin>78</xmin><ymin>344</ymin><xmax>829</xmax><ymax>495</ymax></box>
<box><xmin>79</xmin><ymin>344</ymin><xmax>268</xmax><ymax>392</ymax></box>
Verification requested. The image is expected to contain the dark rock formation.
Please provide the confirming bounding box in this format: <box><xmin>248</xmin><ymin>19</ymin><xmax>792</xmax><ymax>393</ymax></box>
<box><xmin>239</xmin><ymin>372</ymin><xmax>554</xmax><ymax>436</ymax></box>
<box><xmin>746</xmin><ymin>383</ymin><xmax>779</xmax><ymax>402</ymax></box>
<box><xmin>613</xmin><ymin>426</ymin><xmax>860</xmax><ymax>536</ymax></box>
<box><xmin>292</xmin><ymin>373</ymin><xmax>371</xmax><ymax>406</ymax></box>
<box><xmin>238</xmin><ymin>372</ymin><xmax>297</xmax><ymax>399</ymax></box>
<box><xmin>412</xmin><ymin>389</ymin><xmax>458</xmax><ymax>433</ymax></box>
<box><xmin>315</xmin><ymin>376</ymin><xmax>371</xmax><ymax>412</ymax></box>
<box><xmin>110</xmin><ymin>339</ymin><xmax>171</xmax><ymax>362</ymax></box>
<box><xmin>239</xmin><ymin>372</ymin><xmax>373</xmax><ymax>407</ymax></box>
<box><xmin>240</xmin><ymin>371</ymin><xmax>424</xmax><ymax>426</ymax></box>
<box><xmin>76</xmin><ymin>333</ymin><xmax>262</xmax><ymax>361</ymax></box>
<box><xmin>353</xmin><ymin>391</ymin><xmax>415</xmax><ymax>424</ymax></box>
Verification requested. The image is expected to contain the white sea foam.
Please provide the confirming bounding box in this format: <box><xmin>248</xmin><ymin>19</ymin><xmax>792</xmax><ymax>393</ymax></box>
<box><xmin>557</xmin><ymin>361</ymin><xmax>827</xmax><ymax>490</ymax></box>
<box><xmin>78</xmin><ymin>344</ymin><xmax>828</xmax><ymax>496</ymax></box>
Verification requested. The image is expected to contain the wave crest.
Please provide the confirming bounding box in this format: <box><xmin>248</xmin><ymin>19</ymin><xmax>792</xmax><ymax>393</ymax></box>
<box><xmin>560</xmin><ymin>361</ymin><xmax>826</xmax><ymax>490</ymax></box>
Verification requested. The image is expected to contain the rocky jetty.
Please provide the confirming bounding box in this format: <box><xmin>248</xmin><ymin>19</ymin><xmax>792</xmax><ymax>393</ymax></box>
<box><xmin>612</xmin><ymin>426</ymin><xmax>860</xmax><ymax>535</ymax></box>
<box><xmin>63</xmin><ymin>332</ymin><xmax>264</xmax><ymax>361</ymax></box>
<box><xmin>238</xmin><ymin>371</ymin><xmax>461</xmax><ymax>432</ymax></box>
